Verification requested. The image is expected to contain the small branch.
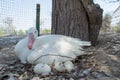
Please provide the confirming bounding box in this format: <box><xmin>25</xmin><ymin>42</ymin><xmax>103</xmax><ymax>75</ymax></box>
<box><xmin>108</xmin><ymin>41</ymin><xmax>120</xmax><ymax>44</ymax></box>
<box><xmin>33</xmin><ymin>54</ymin><xmax>75</xmax><ymax>63</ymax></box>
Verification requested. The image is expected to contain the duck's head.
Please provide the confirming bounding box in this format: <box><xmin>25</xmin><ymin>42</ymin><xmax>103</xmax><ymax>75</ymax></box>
<box><xmin>27</xmin><ymin>27</ymin><xmax>38</xmax><ymax>50</ymax></box>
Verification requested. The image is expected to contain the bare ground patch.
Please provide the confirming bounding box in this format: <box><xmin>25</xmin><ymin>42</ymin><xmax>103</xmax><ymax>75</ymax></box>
<box><xmin>0</xmin><ymin>34</ymin><xmax>120</xmax><ymax>80</ymax></box>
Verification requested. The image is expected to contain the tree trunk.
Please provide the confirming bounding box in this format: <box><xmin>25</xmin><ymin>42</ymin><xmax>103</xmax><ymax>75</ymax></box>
<box><xmin>52</xmin><ymin>0</ymin><xmax>103</xmax><ymax>45</ymax></box>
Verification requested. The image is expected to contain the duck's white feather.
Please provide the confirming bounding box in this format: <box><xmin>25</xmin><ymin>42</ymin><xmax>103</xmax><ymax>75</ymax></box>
<box><xmin>64</xmin><ymin>61</ymin><xmax>74</xmax><ymax>72</ymax></box>
<box><xmin>54</xmin><ymin>62</ymin><xmax>65</xmax><ymax>72</ymax></box>
<box><xmin>14</xmin><ymin>37</ymin><xmax>31</xmax><ymax>63</ymax></box>
<box><xmin>33</xmin><ymin>63</ymin><xmax>51</xmax><ymax>75</ymax></box>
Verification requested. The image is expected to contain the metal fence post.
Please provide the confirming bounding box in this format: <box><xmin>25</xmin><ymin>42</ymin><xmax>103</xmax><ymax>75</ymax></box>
<box><xmin>36</xmin><ymin>4</ymin><xmax>40</xmax><ymax>36</ymax></box>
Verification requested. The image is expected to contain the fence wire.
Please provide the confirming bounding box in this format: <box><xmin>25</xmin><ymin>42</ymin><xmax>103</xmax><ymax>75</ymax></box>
<box><xmin>0</xmin><ymin>0</ymin><xmax>52</xmax><ymax>36</ymax></box>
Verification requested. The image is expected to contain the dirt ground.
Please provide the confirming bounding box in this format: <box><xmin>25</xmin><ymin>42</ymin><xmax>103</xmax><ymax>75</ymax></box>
<box><xmin>0</xmin><ymin>33</ymin><xmax>120</xmax><ymax>80</ymax></box>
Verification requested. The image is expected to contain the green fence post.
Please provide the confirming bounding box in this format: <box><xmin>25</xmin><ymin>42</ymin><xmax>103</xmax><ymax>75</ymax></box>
<box><xmin>36</xmin><ymin>4</ymin><xmax>40</xmax><ymax>36</ymax></box>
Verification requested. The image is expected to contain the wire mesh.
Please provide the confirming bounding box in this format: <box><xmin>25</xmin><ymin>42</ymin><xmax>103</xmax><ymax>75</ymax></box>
<box><xmin>0</xmin><ymin>0</ymin><xmax>52</xmax><ymax>35</ymax></box>
<box><xmin>95</xmin><ymin>0</ymin><xmax>120</xmax><ymax>26</ymax></box>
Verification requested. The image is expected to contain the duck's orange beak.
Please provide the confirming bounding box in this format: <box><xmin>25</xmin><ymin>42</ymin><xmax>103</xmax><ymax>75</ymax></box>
<box><xmin>28</xmin><ymin>33</ymin><xmax>35</xmax><ymax>50</ymax></box>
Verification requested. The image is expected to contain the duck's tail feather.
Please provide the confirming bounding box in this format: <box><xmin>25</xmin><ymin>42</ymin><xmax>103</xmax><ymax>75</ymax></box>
<box><xmin>65</xmin><ymin>36</ymin><xmax>91</xmax><ymax>46</ymax></box>
<box><xmin>78</xmin><ymin>41</ymin><xmax>91</xmax><ymax>46</ymax></box>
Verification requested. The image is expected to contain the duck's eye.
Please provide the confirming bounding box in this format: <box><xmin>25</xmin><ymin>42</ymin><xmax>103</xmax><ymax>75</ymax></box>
<box><xmin>35</xmin><ymin>31</ymin><xmax>37</xmax><ymax>33</ymax></box>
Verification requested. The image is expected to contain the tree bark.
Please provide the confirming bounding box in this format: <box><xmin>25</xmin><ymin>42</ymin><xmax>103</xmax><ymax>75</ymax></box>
<box><xmin>81</xmin><ymin>0</ymin><xmax>103</xmax><ymax>45</ymax></box>
<box><xmin>52</xmin><ymin>0</ymin><xmax>103</xmax><ymax>45</ymax></box>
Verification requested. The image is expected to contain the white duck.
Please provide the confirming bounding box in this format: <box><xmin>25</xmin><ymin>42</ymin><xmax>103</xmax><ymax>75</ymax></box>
<box><xmin>15</xmin><ymin>27</ymin><xmax>91</xmax><ymax>75</ymax></box>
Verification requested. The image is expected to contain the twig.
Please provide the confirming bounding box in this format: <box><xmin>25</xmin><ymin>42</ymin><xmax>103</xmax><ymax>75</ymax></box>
<box><xmin>108</xmin><ymin>41</ymin><xmax>120</xmax><ymax>44</ymax></box>
<box><xmin>0</xmin><ymin>65</ymin><xmax>7</xmax><ymax>71</ymax></box>
<box><xmin>33</xmin><ymin>54</ymin><xmax>75</xmax><ymax>63</ymax></box>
